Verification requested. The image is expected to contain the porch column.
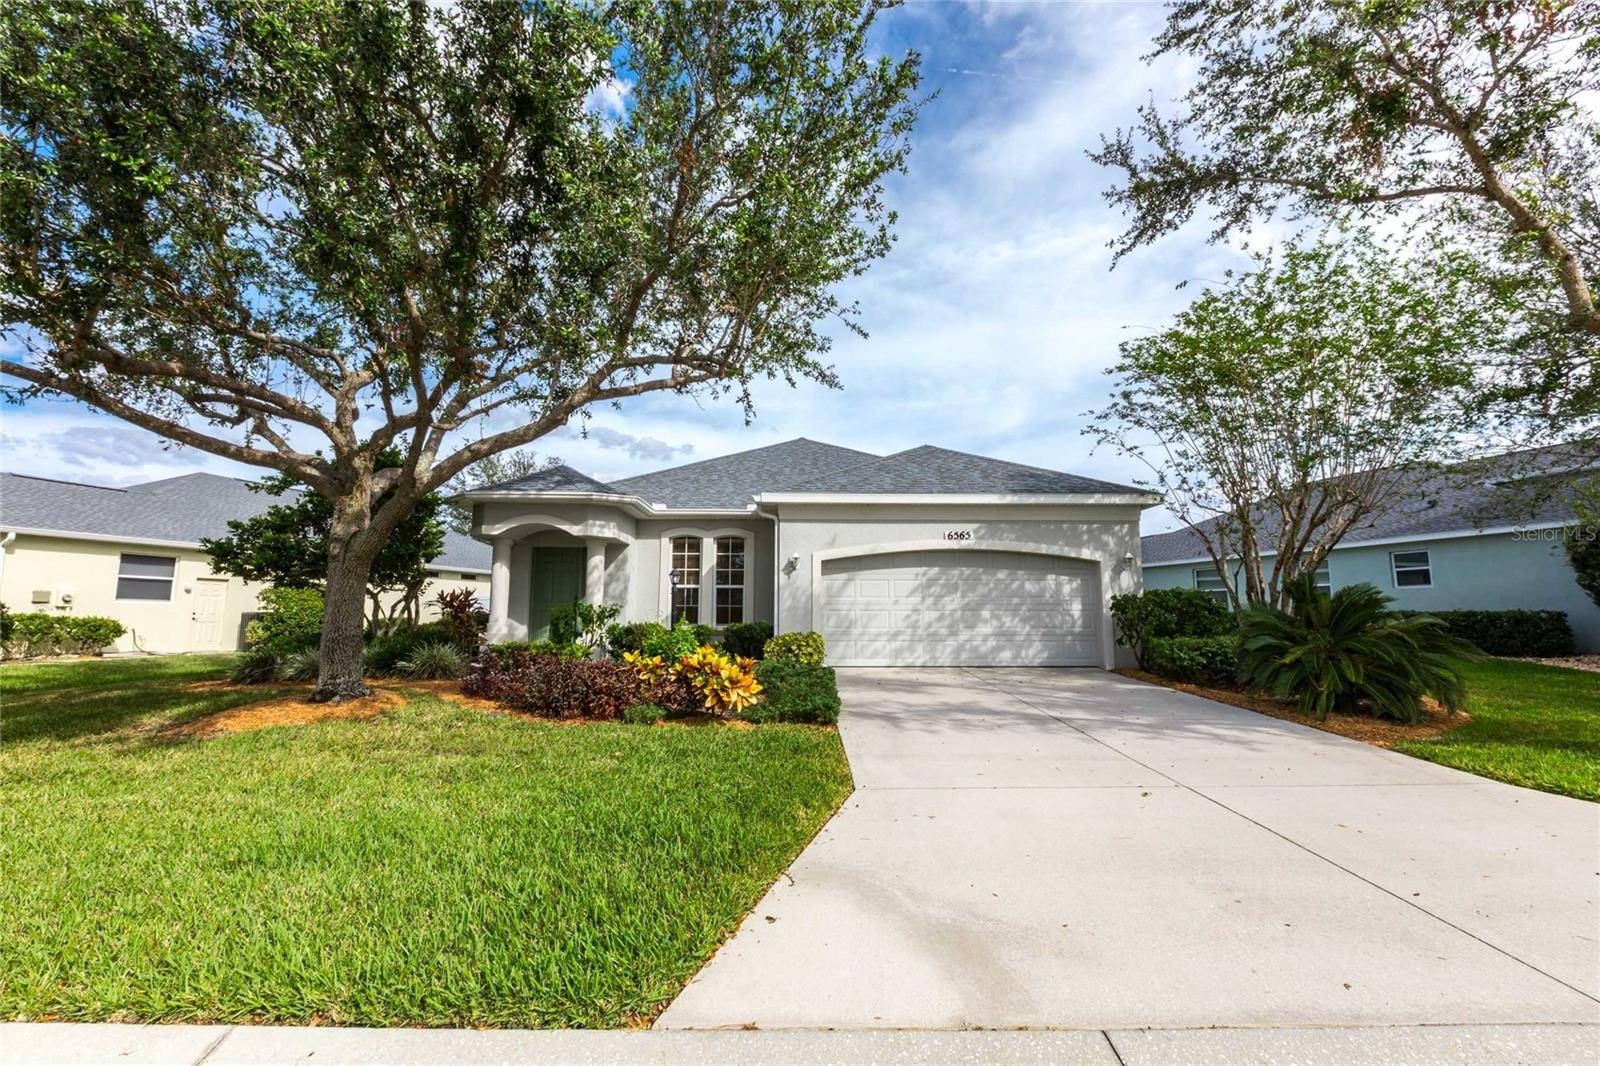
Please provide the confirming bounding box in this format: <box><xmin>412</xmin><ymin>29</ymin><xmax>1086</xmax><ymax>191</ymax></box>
<box><xmin>584</xmin><ymin>538</ymin><xmax>606</xmax><ymax>604</ymax></box>
<box><xmin>487</xmin><ymin>536</ymin><xmax>514</xmax><ymax>642</ymax></box>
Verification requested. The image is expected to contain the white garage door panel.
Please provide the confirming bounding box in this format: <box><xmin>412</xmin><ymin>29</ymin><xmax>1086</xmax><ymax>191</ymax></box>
<box><xmin>821</xmin><ymin>550</ymin><xmax>1100</xmax><ymax>667</ymax></box>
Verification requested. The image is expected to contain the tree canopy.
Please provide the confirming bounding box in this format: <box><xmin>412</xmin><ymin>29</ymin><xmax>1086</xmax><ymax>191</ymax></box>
<box><xmin>0</xmin><ymin>0</ymin><xmax>924</xmax><ymax>697</ymax></box>
<box><xmin>1090</xmin><ymin>235</ymin><xmax>1498</xmax><ymax>608</ymax></box>
<box><xmin>1093</xmin><ymin>0</ymin><xmax>1599</xmax><ymax>440</ymax></box>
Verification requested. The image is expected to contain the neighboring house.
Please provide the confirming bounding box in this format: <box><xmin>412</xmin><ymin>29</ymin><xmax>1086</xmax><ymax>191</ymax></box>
<box><xmin>456</xmin><ymin>438</ymin><xmax>1159</xmax><ymax>667</ymax></box>
<box><xmin>1141</xmin><ymin>449</ymin><xmax>1600</xmax><ymax>652</ymax></box>
<box><xmin>0</xmin><ymin>471</ymin><xmax>490</xmax><ymax>654</ymax></box>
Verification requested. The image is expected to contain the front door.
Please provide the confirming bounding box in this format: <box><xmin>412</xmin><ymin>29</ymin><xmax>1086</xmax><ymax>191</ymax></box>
<box><xmin>189</xmin><ymin>578</ymin><xmax>230</xmax><ymax>650</ymax></box>
<box><xmin>529</xmin><ymin>546</ymin><xmax>586</xmax><ymax>640</ymax></box>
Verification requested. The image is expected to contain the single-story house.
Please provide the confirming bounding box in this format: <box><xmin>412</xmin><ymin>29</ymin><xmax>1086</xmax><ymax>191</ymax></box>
<box><xmin>457</xmin><ymin>438</ymin><xmax>1159</xmax><ymax>667</ymax></box>
<box><xmin>1141</xmin><ymin>448</ymin><xmax>1600</xmax><ymax>651</ymax></box>
<box><xmin>0</xmin><ymin>471</ymin><xmax>490</xmax><ymax>654</ymax></box>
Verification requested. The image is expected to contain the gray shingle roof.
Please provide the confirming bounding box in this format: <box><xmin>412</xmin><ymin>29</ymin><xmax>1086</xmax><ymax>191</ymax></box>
<box><xmin>610</xmin><ymin>438</ymin><xmax>880</xmax><ymax>509</ymax></box>
<box><xmin>475</xmin><ymin>463</ymin><xmax>619</xmax><ymax>495</ymax></box>
<box><xmin>1141</xmin><ymin>448</ymin><xmax>1591</xmax><ymax>565</ymax></box>
<box><xmin>780</xmin><ymin>444</ymin><xmax>1144</xmax><ymax>496</ymax></box>
<box><xmin>0</xmin><ymin>471</ymin><xmax>491</xmax><ymax>571</ymax></box>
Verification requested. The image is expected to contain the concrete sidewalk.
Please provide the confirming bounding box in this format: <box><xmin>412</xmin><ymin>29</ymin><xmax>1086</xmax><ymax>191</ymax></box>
<box><xmin>658</xmin><ymin>668</ymin><xmax>1600</xmax><ymax>1031</ymax></box>
<box><xmin>4</xmin><ymin>1021</ymin><xmax>1597</xmax><ymax>1065</ymax></box>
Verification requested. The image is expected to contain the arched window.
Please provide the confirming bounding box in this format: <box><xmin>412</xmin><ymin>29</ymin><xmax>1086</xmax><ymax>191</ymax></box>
<box><xmin>714</xmin><ymin>535</ymin><xmax>746</xmax><ymax>625</ymax></box>
<box><xmin>669</xmin><ymin>535</ymin><xmax>701</xmax><ymax>624</ymax></box>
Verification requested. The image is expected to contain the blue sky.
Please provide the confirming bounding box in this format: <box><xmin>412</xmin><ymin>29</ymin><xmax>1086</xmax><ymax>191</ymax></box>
<box><xmin>0</xmin><ymin>2</ymin><xmax>1258</xmax><ymax>534</ymax></box>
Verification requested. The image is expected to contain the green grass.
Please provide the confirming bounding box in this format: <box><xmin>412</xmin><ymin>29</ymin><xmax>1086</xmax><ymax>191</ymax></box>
<box><xmin>0</xmin><ymin>655</ymin><xmax>852</xmax><ymax>1027</ymax></box>
<box><xmin>1394</xmin><ymin>658</ymin><xmax>1600</xmax><ymax>802</ymax></box>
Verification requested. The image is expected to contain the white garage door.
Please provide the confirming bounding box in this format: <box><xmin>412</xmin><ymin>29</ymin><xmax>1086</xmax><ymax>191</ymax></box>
<box><xmin>820</xmin><ymin>550</ymin><xmax>1100</xmax><ymax>667</ymax></box>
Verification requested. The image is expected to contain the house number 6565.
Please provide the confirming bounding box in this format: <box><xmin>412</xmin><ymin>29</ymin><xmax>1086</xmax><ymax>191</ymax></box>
<box><xmin>944</xmin><ymin>529</ymin><xmax>973</xmax><ymax>541</ymax></box>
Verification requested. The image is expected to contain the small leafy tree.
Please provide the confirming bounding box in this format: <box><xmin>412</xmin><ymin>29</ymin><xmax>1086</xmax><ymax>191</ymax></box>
<box><xmin>1566</xmin><ymin>484</ymin><xmax>1600</xmax><ymax>608</ymax></box>
<box><xmin>1090</xmin><ymin>236</ymin><xmax>1493</xmax><ymax>609</ymax></box>
<box><xmin>1</xmin><ymin>0</ymin><xmax>923</xmax><ymax>699</ymax></box>
<box><xmin>201</xmin><ymin>469</ymin><xmax>447</xmax><ymax>624</ymax></box>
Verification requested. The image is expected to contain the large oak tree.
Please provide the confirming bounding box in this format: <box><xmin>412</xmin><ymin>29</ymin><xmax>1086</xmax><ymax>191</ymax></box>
<box><xmin>0</xmin><ymin>0</ymin><xmax>922</xmax><ymax>698</ymax></box>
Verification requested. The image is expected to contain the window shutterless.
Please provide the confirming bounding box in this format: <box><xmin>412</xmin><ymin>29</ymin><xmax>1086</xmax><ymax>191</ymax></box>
<box><xmin>1391</xmin><ymin>550</ymin><xmax>1432</xmax><ymax>588</ymax></box>
<box><xmin>116</xmin><ymin>553</ymin><xmax>177</xmax><ymax>601</ymax></box>
<box><xmin>669</xmin><ymin>535</ymin><xmax>701</xmax><ymax>625</ymax></box>
<box><xmin>714</xmin><ymin>535</ymin><xmax>746</xmax><ymax>625</ymax></box>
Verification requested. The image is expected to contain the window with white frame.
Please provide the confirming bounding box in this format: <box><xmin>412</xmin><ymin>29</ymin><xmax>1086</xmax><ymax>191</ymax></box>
<box><xmin>714</xmin><ymin>535</ymin><xmax>746</xmax><ymax>625</ymax></box>
<box><xmin>669</xmin><ymin>535</ymin><xmax>701</xmax><ymax>624</ymax></box>
<box><xmin>1308</xmin><ymin>560</ymin><xmax>1332</xmax><ymax>596</ymax></box>
<box><xmin>1391</xmin><ymin>549</ymin><xmax>1432</xmax><ymax>588</ymax></box>
<box><xmin>1193</xmin><ymin>567</ymin><xmax>1230</xmax><ymax>605</ymax></box>
<box><xmin>116</xmin><ymin>553</ymin><xmax>176</xmax><ymax>601</ymax></box>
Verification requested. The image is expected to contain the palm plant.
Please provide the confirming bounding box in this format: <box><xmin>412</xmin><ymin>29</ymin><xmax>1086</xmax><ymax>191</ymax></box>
<box><xmin>1237</xmin><ymin>575</ymin><xmax>1477</xmax><ymax>723</ymax></box>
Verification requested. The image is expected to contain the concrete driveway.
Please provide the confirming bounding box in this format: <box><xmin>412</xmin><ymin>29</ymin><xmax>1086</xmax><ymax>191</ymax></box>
<box><xmin>658</xmin><ymin>668</ymin><xmax>1600</xmax><ymax>1032</ymax></box>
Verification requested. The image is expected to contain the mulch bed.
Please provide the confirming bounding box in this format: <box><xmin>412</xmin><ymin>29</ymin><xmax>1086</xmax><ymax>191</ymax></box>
<box><xmin>1114</xmin><ymin>668</ymin><xmax>1468</xmax><ymax>748</ymax></box>
<box><xmin>1505</xmin><ymin>654</ymin><xmax>1600</xmax><ymax>674</ymax></box>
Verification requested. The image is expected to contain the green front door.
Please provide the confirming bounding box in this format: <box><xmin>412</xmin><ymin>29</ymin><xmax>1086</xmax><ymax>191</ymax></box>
<box><xmin>529</xmin><ymin>546</ymin><xmax>586</xmax><ymax>640</ymax></box>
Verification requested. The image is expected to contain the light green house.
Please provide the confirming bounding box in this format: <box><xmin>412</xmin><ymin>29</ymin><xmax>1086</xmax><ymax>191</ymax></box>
<box><xmin>1140</xmin><ymin>450</ymin><xmax>1600</xmax><ymax>652</ymax></box>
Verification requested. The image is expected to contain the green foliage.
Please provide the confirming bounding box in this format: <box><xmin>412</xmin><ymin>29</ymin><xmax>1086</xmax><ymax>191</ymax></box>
<box><xmin>1094</xmin><ymin>2</ymin><xmax>1598</xmax><ymax>435</ymax></box>
<box><xmin>1566</xmin><ymin>495</ymin><xmax>1600</xmax><ymax>610</ymax></box>
<box><xmin>748</xmin><ymin>662</ymin><xmax>840</xmax><ymax>724</ymax></box>
<box><xmin>641</xmin><ymin>621</ymin><xmax>704</xmax><ymax>663</ymax></box>
<box><xmin>432</xmin><ymin>587</ymin><xmax>484</xmax><ymax>653</ymax></box>
<box><xmin>274</xmin><ymin>647</ymin><xmax>322</xmax><ymax>684</ymax></box>
<box><xmin>763</xmin><ymin>631</ymin><xmax>826</xmax><ymax>666</ymax></box>
<box><xmin>622</xmin><ymin>702</ymin><xmax>669</xmax><ymax>725</ymax></box>
<box><xmin>394</xmin><ymin>642</ymin><xmax>468</xmax><ymax>681</ymax></box>
<box><xmin>201</xmin><ymin>464</ymin><xmax>447</xmax><ymax>596</ymax></box>
<box><xmin>0</xmin><ymin>613</ymin><xmax>127</xmax><ymax>659</ymax></box>
<box><xmin>0</xmin><ymin>603</ymin><xmax>12</xmax><ymax>645</ymax></box>
<box><xmin>1091</xmin><ymin>236</ymin><xmax>1492</xmax><ymax>609</ymax></box>
<box><xmin>1390</xmin><ymin>609</ymin><xmax>1575</xmax><ymax>659</ymax></box>
<box><xmin>1111</xmin><ymin>588</ymin><xmax>1232</xmax><ymax>667</ymax></box>
<box><xmin>362</xmin><ymin>621</ymin><xmax>453</xmax><ymax>677</ymax></box>
<box><xmin>550</xmin><ymin>602</ymin><xmax>622</xmax><ymax>649</ymax></box>
<box><xmin>719</xmin><ymin>621</ymin><xmax>773</xmax><ymax>659</ymax></box>
<box><xmin>1238</xmin><ymin>576</ymin><xmax>1476</xmax><ymax>723</ymax></box>
<box><xmin>0</xmin><ymin>0</ymin><xmax>925</xmax><ymax>697</ymax></box>
<box><xmin>485</xmin><ymin>641</ymin><xmax>590</xmax><ymax>667</ymax></box>
<box><xmin>230</xmin><ymin>646</ymin><xmax>281</xmax><ymax>685</ymax></box>
<box><xmin>247</xmin><ymin>587</ymin><xmax>324</xmax><ymax>657</ymax></box>
<box><xmin>1145</xmin><ymin>636</ymin><xmax>1240</xmax><ymax>688</ymax></box>
<box><xmin>606</xmin><ymin>621</ymin><xmax>667</xmax><ymax>658</ymax></box>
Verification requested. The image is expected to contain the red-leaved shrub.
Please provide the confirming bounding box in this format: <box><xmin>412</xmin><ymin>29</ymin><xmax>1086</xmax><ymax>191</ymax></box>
<box><xmin>464</xmin><ymin>651</ymin><xmax>643</xmax><ymax>720</ymax></box>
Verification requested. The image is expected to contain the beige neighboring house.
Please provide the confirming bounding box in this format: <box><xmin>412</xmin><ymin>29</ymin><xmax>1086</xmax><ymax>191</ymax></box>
<box><xmin>0</xmin><ymin>471</ymin><xmax>490</xmax><ymax>655</ymax></box>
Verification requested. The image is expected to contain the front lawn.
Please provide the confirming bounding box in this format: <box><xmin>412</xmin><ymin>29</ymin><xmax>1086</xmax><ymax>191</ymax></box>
<box><xmin>1393</xmin><ymin>658</ymin><xmax>1600</xmax><ymax>802</ymax></box>
<box><xmin>0</xmin><ymin>655</ymin><xmax>852</xmax><ymax>1027</ymax></box>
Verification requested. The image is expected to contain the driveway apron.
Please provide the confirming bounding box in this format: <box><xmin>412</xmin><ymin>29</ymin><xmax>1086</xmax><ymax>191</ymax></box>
<box><xmin>656</xmin><ymin>668</ymin><xmax>1600</xmax><ymax>1030</ymax></box>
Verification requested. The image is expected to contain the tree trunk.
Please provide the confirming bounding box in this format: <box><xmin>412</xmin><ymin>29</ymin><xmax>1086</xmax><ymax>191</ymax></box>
<box><xmin>312</xmin><ymin>487</ymin><xmax>389</xmax><ymax>702</ymax></box>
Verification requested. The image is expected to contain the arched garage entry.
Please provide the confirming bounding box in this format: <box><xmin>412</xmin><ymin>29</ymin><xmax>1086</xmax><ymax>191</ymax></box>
<box><xmin>818</xmin><ymin>549</ymin><xmax>1101</xmax><ymax>667</ymax></box>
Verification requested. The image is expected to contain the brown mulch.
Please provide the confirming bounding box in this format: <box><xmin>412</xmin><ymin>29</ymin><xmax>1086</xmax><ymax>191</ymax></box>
<box><xmin>165</xmin><ymin>688</ymin><xmax>407</xmax><ymax>739</ymax></box>
<box><xmin>1114</xmin><ymin>668</ymin><xmax>1468</xmax><ymax>748</ymax></box>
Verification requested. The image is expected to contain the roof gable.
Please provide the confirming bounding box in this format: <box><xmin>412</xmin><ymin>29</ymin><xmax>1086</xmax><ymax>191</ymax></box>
<box><xmin>779</xmin><ymin>444</ymin><xmax>1144</xmax><ymax>496</ymax></box>
<box><xmin>475</xmin><ymin>464</ymin><xmax>618</xmax><ymax>495</ymax></box>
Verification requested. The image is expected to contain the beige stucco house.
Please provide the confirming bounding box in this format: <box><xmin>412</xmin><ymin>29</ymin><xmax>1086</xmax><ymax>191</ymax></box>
<box><xmin>0</xmin><ymin>472</ymin><xmax>490</xmax><ymax>654</ymax></box>
<box><xmin>458</xmin><ymin>439</ymin><xmax>1158</xmax><ymax>667</ymax></box>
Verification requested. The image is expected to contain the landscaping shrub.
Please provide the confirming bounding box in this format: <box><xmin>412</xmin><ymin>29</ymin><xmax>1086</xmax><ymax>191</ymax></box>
<box><xmin>719</xmin><ymin>620</ymin><xmax>773</xmax><ymax>659</ymax></box>
<box><xmin>764</xmin><ymin>630</ymin><xmax>825</xmax><ymax>665</ymax></box>
<box><xmin>640</xmin><ymin>620</ymin><xmax>702</xmax><ymax>663</ymax></box>
<box><xmin>275</xmin><ymin>647</ymin><xmax>322</xmax><ymax>683</ymax></box>
<box><xmin>485</xmin><ymin>640</ymin><xmax>590</xmax><ymax>665</ymax></box>
<box><xmin>464</xmin><ymin>653</ymin><xmax>642</xmax><ymax>720</ymax></box>
<box><xmin>1390</xmin><ymin>609</ymin><xmax>1574</xmax><ymax>658</ymax></box>
<box><xmin>230</xmin><ymin>645</ymin><xmax>280</xmax><ymax>684</ymax></box>
<box><xmin>0</xmin><ymin>612</ymin><xmax>126</xmax><ymax>658</ymax></box>
<box><xmin>622</xmin><ymin>702</ymin><xmax>668</xmax><ymax>724</ymax></box>
<box><xmin>692</xmin><ymin>623</ymin><xmax>718</xmax><ymax>648</ymax></box>
<box><xmin>0</xmin><ymin>602</ymin><xmax>11</xmax><ymax>647</ymax></box>
<box><xmin>748</xmin><ymin>661</ymin><xmax>840</xmax><ymax>724</ymax></box>
<box><xmin>1145</xmin><ymin>635</ymin><xmax>1240</xmax><ymax>687</ymax></box>
<box><xmin>432</xmin><ymin>587</ymin><xmax>483</xmax><ymax>653</ymax></box>
<box><xmin>621</xmin><ymin>645</ymin><xmax>763</xmax><ymax>715</ymax></box>
<box><xmin>1110</xmin><ymin>588</ymin><xmax>1233</xmax><ymax>667</ymax></box>
<box><xmin>1238</xmin><ymin>576</ymin><xmax>1475</xmax><ymax>723</ymax></box>
<box><xmin>550</xmin><ymin>602</ymin><xmax>622</xmax><ymax>651</ymax></box>
<box><xmin>247</xmin><ymin>587</ymin><xmax>323</xmax><ymax>656</ymax></box>
<box><xmin>606</xmin><ymin>620</ymin><xmax>666</xmax><ymax>658</ymax></box>
<box><xmin>394</xmin><ymin>641</ymin><xmax>467</xmax><ymax>680</ymax></box>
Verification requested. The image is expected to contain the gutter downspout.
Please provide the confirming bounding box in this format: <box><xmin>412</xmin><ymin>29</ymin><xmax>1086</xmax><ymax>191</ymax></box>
<box><xmin>753</xmin><ymin>503</ymin><xmax>781</xmax><ymax>634</ymax></box>
<box><xmin>0</xmin><ymin>531</ymin><xmax>14</xmax><ymax>602</ymax></box>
